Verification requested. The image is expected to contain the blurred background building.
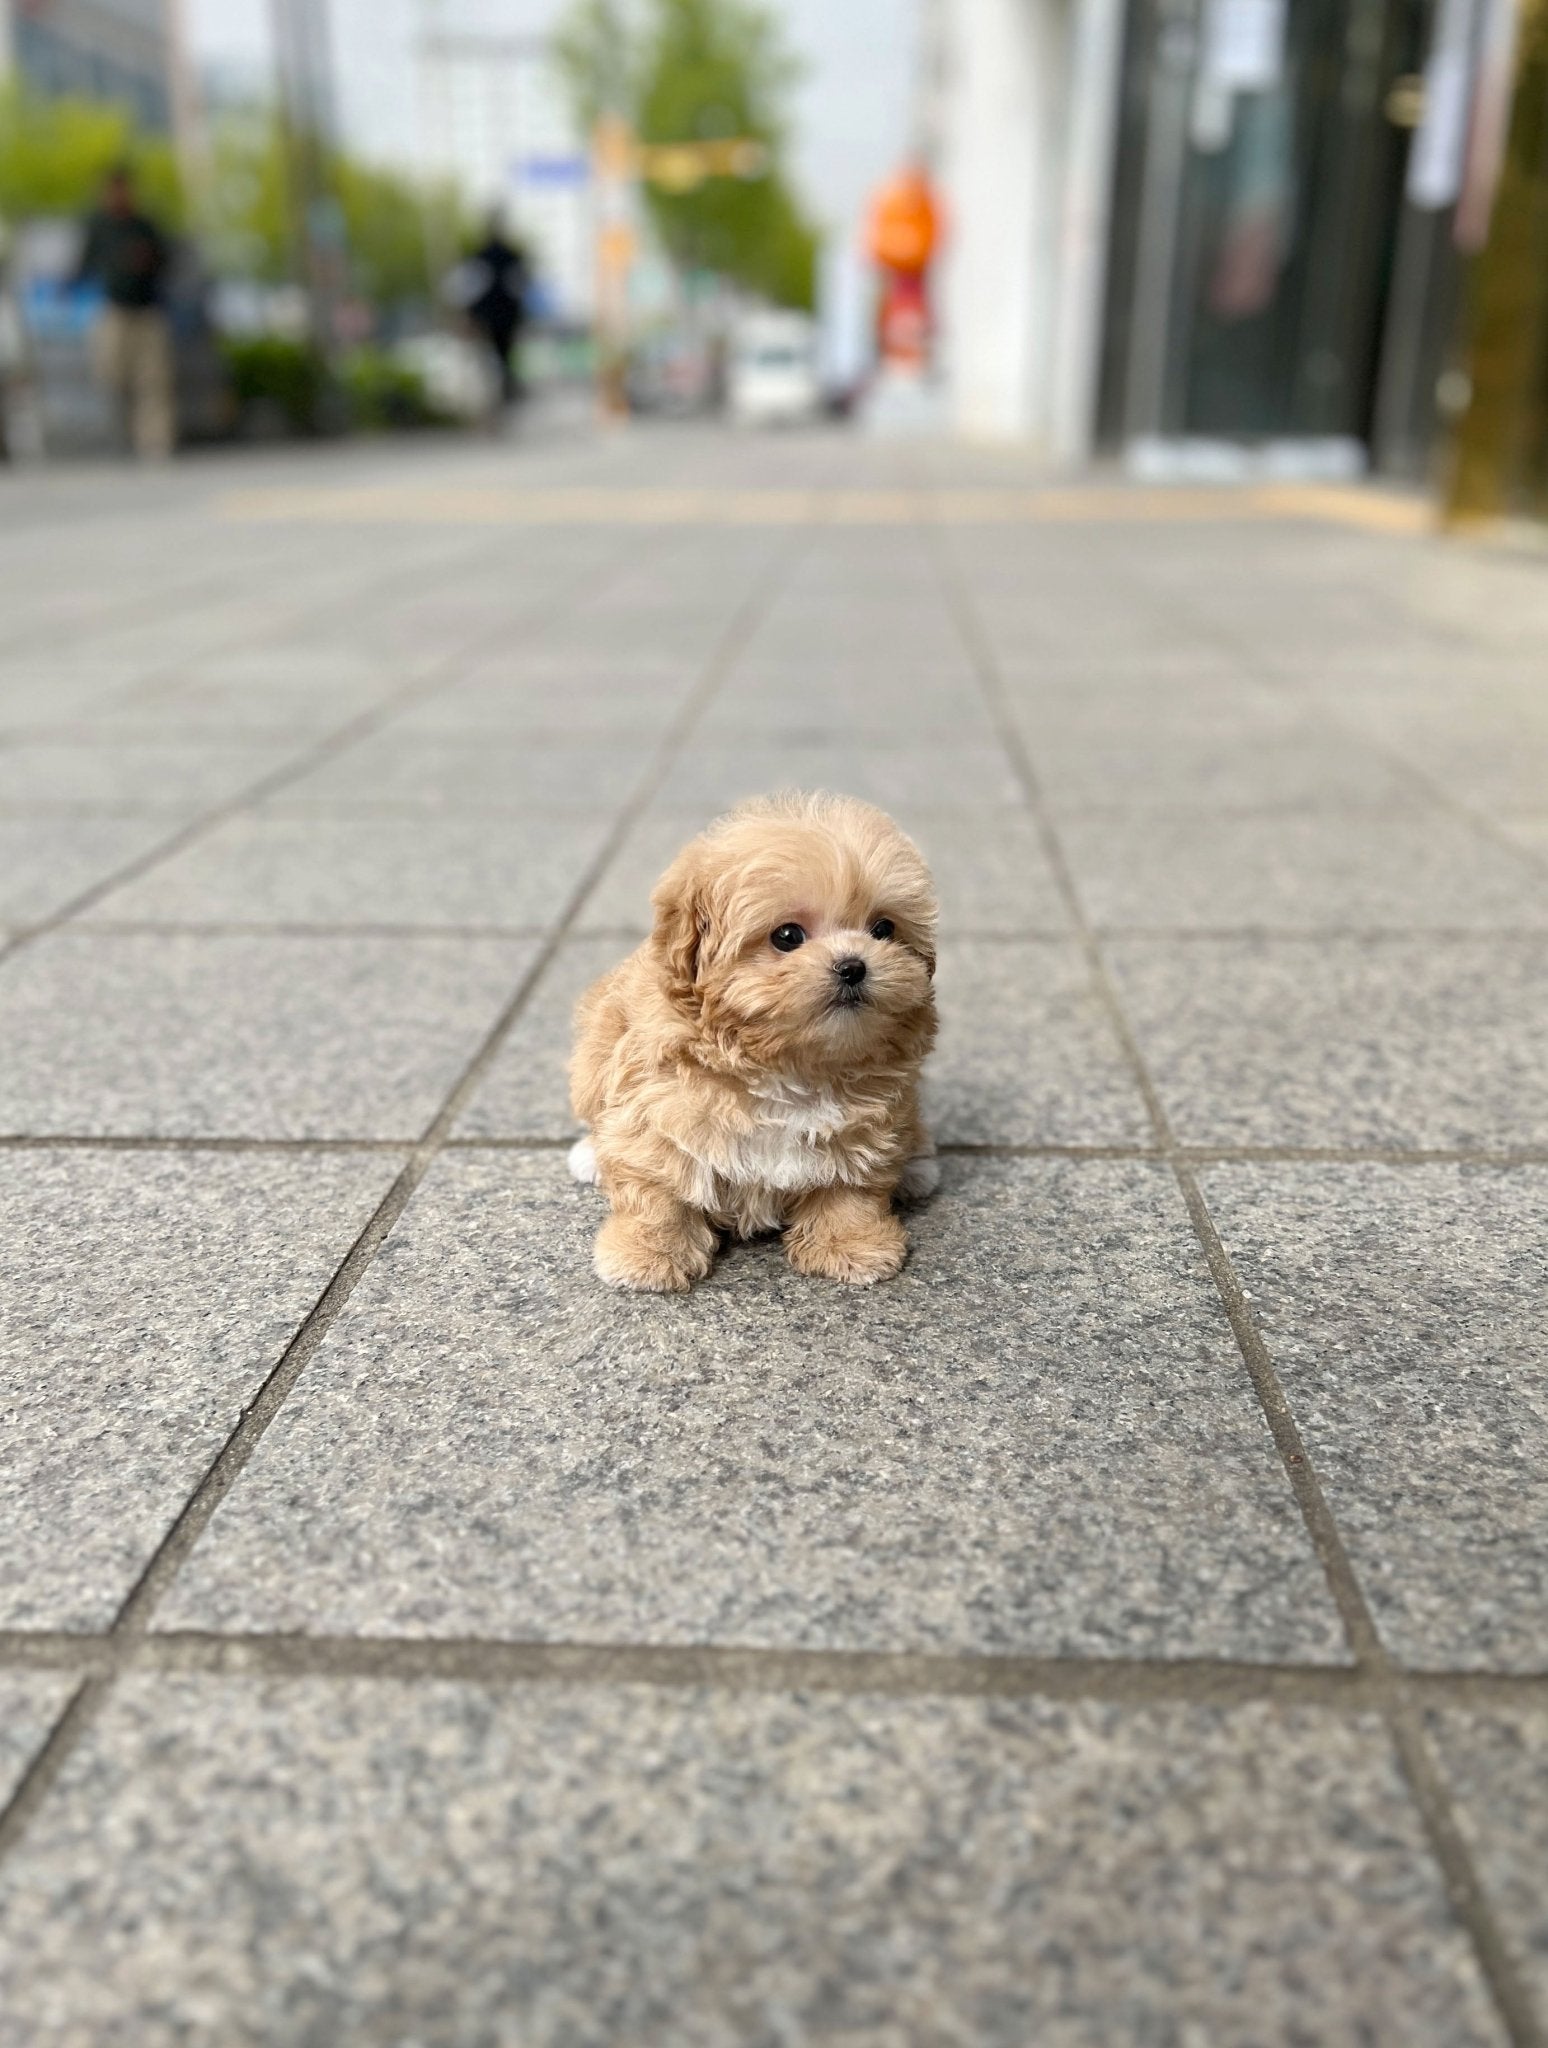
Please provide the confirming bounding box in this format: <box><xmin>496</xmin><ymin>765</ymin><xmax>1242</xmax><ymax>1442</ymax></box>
<box><xmin>414</xmin><ymin>2</ymin><xmax>591</xmax><ymax>324</ymax></box>
<box><xmin>0</xmin><ymin>0</ymin><xmax>1544</xmax><ymax>519</ymax></box>
<box><xmin>0</xmin><ymin>0</ymin><xmax>176</xmax><ymax>132</ymax></box>
<box><xmin>927</xmin><ymin>0</ymin><xmax>1526</xmax><ymax>486</ymax></box>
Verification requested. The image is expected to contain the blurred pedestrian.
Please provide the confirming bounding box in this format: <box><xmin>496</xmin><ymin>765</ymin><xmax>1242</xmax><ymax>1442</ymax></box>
<box><xmin>460</xmin><ymin>216</ymin><xmax>530</xmax><ymax>411</ymax></box>
<box><xmin>74</xmin><ymin>166</ymin><xmax>174</xmax><ymax>460</ymax></box>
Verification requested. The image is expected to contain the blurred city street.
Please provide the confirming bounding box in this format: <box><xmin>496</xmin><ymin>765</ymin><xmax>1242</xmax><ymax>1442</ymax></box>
<box><xmin>2</xmin><ymin>421</ymin><xmax>1547</xmax><ymax>2045</ymax></box>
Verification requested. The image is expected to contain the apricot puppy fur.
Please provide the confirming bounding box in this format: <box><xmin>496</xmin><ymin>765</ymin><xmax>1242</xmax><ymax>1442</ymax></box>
<box><xmin>568</xmin><ymin>792</ymin><xmax>939</xmax><ymax>1292</ymax></box>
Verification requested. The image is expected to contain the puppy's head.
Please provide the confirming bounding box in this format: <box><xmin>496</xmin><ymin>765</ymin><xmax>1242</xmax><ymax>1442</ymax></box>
<box><xmin>649</xmin><ymin>792</ymin><xmax>937</xmax><ymax>1073</ymax></box>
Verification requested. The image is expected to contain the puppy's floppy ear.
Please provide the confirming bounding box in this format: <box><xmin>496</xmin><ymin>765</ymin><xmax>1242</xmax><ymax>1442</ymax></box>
<box><xmin>650</xmin><ymin>845</ymin><xmax>713</xmax><ymax>1012</ymax></box>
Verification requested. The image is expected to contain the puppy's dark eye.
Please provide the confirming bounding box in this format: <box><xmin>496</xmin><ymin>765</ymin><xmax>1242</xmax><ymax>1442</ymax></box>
<box><xmin>870</xmin><ymin>918</ymin><xmax>896</xmax><ymax>941</ymax></box>
<box><xmin>770</xmin><ymin>923</ymin><xmax>807</xmax><ymax>952</ymax></box>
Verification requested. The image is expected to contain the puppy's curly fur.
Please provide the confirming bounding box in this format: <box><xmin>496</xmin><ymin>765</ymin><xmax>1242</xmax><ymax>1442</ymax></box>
<box><xmin>569</xmin><ymin>792</ymin><xmax>939</xmax><ymax>1292</ymax></box>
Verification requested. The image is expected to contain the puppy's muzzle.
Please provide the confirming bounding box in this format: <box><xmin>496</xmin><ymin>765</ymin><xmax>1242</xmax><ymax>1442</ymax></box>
<box><xmin>831</xmin><ymin>955</ymin><xmax>869</xmax><ymax>1008</ymax></box>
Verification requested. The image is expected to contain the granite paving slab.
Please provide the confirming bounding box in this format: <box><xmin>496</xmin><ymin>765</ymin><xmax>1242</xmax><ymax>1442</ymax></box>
<box><xmin>1426</xmin><ymin>1702</ymin><xmax>1548</xmax><ymax>2018</ymax></box>
<box><xmin>0</xmin><ymin>1677</ymin><xmax>77</xmax><ymax>1805</ymax></box>
<box><xmin>0</xmin><ymin>1679</ymin><xmax>1502</xmax><ymax>2048</ymax></box>
<box><xmin>1020</xmin><ymin>714</ymin><xmax>1420</xmax><ymax>814</ymax></box>
<box><xmin>276</xmin><ymin>735</ymin><xmax>646</xmax><ymax>813</ymax></box>
<box><xmin>0</xmin><ymin>931</ymin><xmax>538</xmax><ymax>1137</ymax></box>
<box><xmin>0</xmin><ymin>738</ymin><xmax>307</xmax><ymax>811</ymax></box>
<box><xmin>99</xmin><ymin>675</ymin><xmax>399</xmax><ymax>733</ymax></box>
<box><xmin>578</xmin><ymin>807</ymin><xmax>1072</xmax><ymax>938</ymax></box>
<box><xmin>926</xmin><ymin>940</ymin><xmax>1150</xmax><ymax>1145</ymax></box>
<box><xmin>1059</xmin><ymin>810</ymin><xmax>1548</xmax><ymax>931</ymax></box>
<box><xmin>95</xmin><ymin>811</ymin><xmax>615</xmax><ymax>930</ymax></box>
<box><xmin>161</xmin><ymin>1154</ymin><xmax>1342</xmax><ymax>1661</ymax></box>
<box><xmin>656</xmin><ymin>740</ymin><xmax>1023</xmax><ymax>812</ymax></box>
<box><xmin>0</xmin><ymin>1148</ymin><xmax>400</xmax><ymax>1629</ymax></box>
<box><xmin>455</xmin><ymin>935</ymin><xmax>628</xmax><ymax>1138</ymax></box>
<box><xmin>0</xmin><ymin>813</ymin><xmax>186</xmax><ymax>925</ymax></box>
<box><xmin>1202</xmin><ymin>1163</ymin><xmax>1548</xmax><ymax>1670</ymax></box>
<box><xmin>1108</xmin><ymin>936</ymin><xmax>1548</xmax><ymax>1149</ymax></box>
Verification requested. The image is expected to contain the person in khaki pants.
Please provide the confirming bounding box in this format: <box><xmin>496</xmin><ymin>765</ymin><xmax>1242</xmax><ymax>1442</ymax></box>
<box><xmin>75</xmin><ymin>167</ymin><xmax>175</xmax><ymax>460</ymax></box>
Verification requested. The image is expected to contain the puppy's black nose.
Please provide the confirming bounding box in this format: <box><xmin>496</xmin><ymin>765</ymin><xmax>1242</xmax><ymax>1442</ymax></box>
<box><xmin>834</xmin><ymin>955</ymin><xmax>867</xmax><ymax>986</ymax></box>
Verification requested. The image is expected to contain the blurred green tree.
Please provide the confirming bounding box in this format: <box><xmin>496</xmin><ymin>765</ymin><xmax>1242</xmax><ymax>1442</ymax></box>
<box><xmin>200</xmin><ymin>110</ymin><xmax>467</xmax><ymax>309</ymax></box>
<box><xmin>0</xmin><ymin>82</ymin><xmax>184</xmax><ymax>226</ymax></box>
<box><xmin>0</xmin><ymin>83</ymin><xmax>465</xmax><ymax>315</ymax></box>
<box><xmin>553</xmin><ymin>0</ymin><xmax>820</xmax><ymax>310</ymax></box>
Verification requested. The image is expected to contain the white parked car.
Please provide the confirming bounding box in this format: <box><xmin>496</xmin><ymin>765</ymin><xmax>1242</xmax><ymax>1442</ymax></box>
<box><xmin>728</xmin><ymin>313</ymin><xmax>820</xmax><ymax>427</ymax></box>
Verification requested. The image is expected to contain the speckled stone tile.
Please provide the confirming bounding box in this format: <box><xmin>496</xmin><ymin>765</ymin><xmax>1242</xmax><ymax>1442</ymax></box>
<box><xmin>1498</xmin><ymin>815</ymin><xmax>1548</xmax><ymax>867</ymax></box>
<box><xmin>1021</xmin><ymin>712</ymin><xmax>1419</xmax><ymax>814</ymax></box>
<box><xmin>456</xmin><ymin>935</ymin><xmax>1111</xmax><ymax>1147</ymax></box>
<box><xmin>928</xmin><ymin>940</ymin><xmax>1150</xmax><ymax>1145</ymax></box>
<box><xmin>656</xmin><ymin>740</ymin><xmax>1023</xmax><ymax>812</ymax></box>
<box><xmin>1202</xmin><ymin>1164</ymin><xmax>1548</xmax><ymax>1670</ymax></box>
<box><xmin>0</xmin><ymin>1679</ymin><xmax>1502</xmax><ymax>2048</ymax></box>
<box><xmin>0</xmin><ymin>738</ymin><xmax>307</xmax><ymax>811</ymax></box>
<box><xmin>95</xmin><ymin>811</ymin><xmax>614</xmax><ymax>930</ymax></box>
<box><xmin>387</xmin><ymin>675</ymin><xmax>690</xmax><ymax>738</ymax></box>
<box><xmin>0</xmin><ymin>1148</ymin><xmax>399</xmax><ymax>1629</ymax></box>
<box><xmin>577</xmin><ymin>807</ymin><xmax>1071</xmax><ymax>939</ymax></box>
<box><xmin>574</xmin><ymin>810</ymin><xmax>696</xmax><ymax>933</ymax></box>
<box><xmin>1060</xmin><ymin>811</ymin><xmax>1548</xmax><ymax>931</ymax></box>
<box><xmin>455</xmin><ymin>935</ymin><xmax>627</xmax><ymax>1138</ymax></box>
<box><xmin>1108</xmin><ymin>937</ymin><xmax>1548</xmax><ymax>1149</ymax></box>
<box><xmin>0</xmin><ymin>1676</ymin><xmax>76</xmax><ymax>1803</ymax></box>
<box><xmin>0</xmin><ymin>814</ymin><xmax>185</xmax><ymax>924</ymax></box>
<box><xmin>162</xmin><ymin>1154</ymin><xmax>1340</xmax><ymax>1660</ymax></box>
<box><xmin>1426</xmin><ymin>1702</ymin><xmax>1548</xmax><ymax>2018</ymax></box>
<box><xmin>99</xmin><ymin>674</ymin><xmax>397</xmax><ymax>733</ymax></box>
<box><xmin>275</xmin><ymin>736</ymin><xmax>645</xmax><ymax>813</ymax></box>
<box><xmin>700</xmin><ymin>673</ymin><xmax>997</xmax><ymax>739</ymax></box>
<box><xmin>900</xmin><ymin>810</ymin><xmax>1070</xmax><ymax>933</ymax></box>
<box><xmin>0</xmin><ymin>931</ymin><xmax>537</xmax><ymax>1137</ymax></box>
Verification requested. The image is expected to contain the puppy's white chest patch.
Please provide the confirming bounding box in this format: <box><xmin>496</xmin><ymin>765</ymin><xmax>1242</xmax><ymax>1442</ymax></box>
<box><xmin>691</xmin><ymin>1079</ymin><xmax>848</xmax><ymax>1199</ymax></box>
<box><xmin>743</xmin><ymin>1082</ymin><xmax>848</xmax><ymax>1189</ymax></box>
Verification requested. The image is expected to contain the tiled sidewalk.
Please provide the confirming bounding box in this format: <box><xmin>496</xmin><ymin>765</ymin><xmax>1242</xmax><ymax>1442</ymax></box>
<box><xmin>1</xmin><ymin>431</ymin><xmax>1546</xmax><ymax>2046</ymax></box>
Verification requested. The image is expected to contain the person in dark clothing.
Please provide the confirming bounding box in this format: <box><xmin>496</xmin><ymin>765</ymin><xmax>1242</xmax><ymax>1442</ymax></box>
<box><xmin>463</xmin><ymin>218</ymin><xmax>530</xmax><ymax>408</ymax></box>
<box><xmin>75</xmin><ymin>166</ymin><xmax>175</xmax><ymax>458</ymax></box>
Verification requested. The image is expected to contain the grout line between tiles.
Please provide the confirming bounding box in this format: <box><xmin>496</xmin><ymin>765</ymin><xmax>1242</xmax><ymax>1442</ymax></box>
<box><xmin>2</xmin><ymin>1628</ymin><xmax>1542</xmax><ymax>1706</ymax></box>
<box><xmin>929</xmin><ymin>523</ymin><xmax>1548</xmax><ymax>2048</ymax></box>
<box><xmin>1</xmin><ymin>1131</ymin><xmax>1544</xmax><ymax>1167</ymax></box>
<box><xmin>0</xmin><ymin>520</ymin><xmax>809</xmax><ymax>1866</ymax></box>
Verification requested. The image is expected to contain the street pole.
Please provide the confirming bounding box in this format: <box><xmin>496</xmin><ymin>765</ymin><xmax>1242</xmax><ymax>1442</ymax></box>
<box><xmin>269</xmin><ymin>0</ymin><xmax>343</xmax><ymax>360</ymax></box>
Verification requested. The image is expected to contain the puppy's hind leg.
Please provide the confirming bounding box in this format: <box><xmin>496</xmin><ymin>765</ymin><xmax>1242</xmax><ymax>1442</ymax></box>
<box><xmin>897</xmin><ymin>1145</ymin><xmax>940</xmax><ymax>1203</ymax></box>
<box><xmin>567</xmin><ymin>1133</ymin><xmax>600</xmax><ymax>1185</ymax></box>
<box><xmin>594</xmin><ymin>1168</ymin><xmax>716</xmax><ymax>1294</ymax></box>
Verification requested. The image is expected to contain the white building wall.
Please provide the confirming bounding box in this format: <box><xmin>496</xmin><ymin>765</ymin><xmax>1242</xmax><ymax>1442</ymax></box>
<box><xmin>937</xmin><ymin>0</ymin><xmax>1123</xmax><ymax>454</ymax></box>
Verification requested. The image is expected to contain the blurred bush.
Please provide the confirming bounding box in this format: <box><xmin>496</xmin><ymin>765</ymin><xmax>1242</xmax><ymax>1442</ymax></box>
<box><xmin>337</xmin><ymin>347</ymin><xmax>453</xmax><ymax>431</ymax></box>
<box><xmin>220</xmin><ymin>334</ymin><xmax>328</xmax><ymax>436</ymax></box>
<box><xmin>220</xmin><ymin>336</ymin><xmax>454</xmax><ymax>437</ymax></box>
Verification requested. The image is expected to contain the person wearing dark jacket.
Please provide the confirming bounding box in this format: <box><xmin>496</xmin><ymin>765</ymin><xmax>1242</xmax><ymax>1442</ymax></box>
<box><xmin>75</xmin><ymin>166</ymin><xmax>174</xmax><ymax>458</ymax></box>
<box><xmin>463</xmin><ymin>219</ymin><xmax>529</xmax><ymax>408</ymax></box>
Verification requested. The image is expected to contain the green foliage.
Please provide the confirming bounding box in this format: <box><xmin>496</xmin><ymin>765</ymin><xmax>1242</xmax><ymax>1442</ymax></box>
<box><xmin>200</xmin><ymin>111</ymin><xmax>470</xmax><ymax>310</ymax></box>
<box><xmin>338</xmin><ymin>346</ymin><xmax>451</xmax><ymax>430</ymax></box>
<box><xmin>0</xmin><ymin>80</ymin><xmax>183</xmax><ymax>227</ymax></box>
<box><xmin>0</xmin><ymin>81</ymin><xmax>469</xmax><ymax>315</ymax></box>
<box><xmin>552</xmin><ymin>0</ymin><xmax>821</xmax><ymax>310</ymax></box>
<box><xmin>552</xmin><ymin>0</ymin><xmax>640</xmax><ymax>132</ymax></box>
<box><xmin>221</xmin><ymin>334</ymin><xmax>328</xmax><ymax>432</ymax></box>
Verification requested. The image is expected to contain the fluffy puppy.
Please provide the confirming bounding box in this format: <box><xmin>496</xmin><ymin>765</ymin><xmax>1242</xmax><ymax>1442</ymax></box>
<box><xmin>568</xmin><ymin>791</ymin><xmax>939</xmax><ymax>1292</ymax></box>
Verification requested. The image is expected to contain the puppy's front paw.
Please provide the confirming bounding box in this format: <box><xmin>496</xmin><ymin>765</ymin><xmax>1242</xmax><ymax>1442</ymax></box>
<box><xmin>785</xmin><ymin>1206</ymin><xmax>907</xmax><ymax>1286</ymax></box>
<box><xmin>594</xmin><ymin>1214</ymin><xmax>715</xmax><ymax>1293</ymax></box>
